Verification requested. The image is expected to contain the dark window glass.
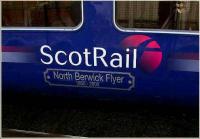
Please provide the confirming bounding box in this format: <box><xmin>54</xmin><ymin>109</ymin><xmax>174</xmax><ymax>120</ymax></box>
<box><xmin>2</xmin><ymin>1</ymin><xmax>81</xmax><ymax>27</ymax></box>
<box><xmin>116</xmin><ymin>1</ymin><xmax>199</xmax><ymax>31</ymax></box>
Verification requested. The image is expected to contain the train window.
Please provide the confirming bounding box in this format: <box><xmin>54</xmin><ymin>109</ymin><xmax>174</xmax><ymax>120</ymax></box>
<box><xmin>2</xmin><ymin>1</ymin><xmax>81</xmax><ymax>27</ymax></box>
<box><xmin>115</xmin><ymin>1</ymin><xmax>199</xmax><ymax>31</ymax></box>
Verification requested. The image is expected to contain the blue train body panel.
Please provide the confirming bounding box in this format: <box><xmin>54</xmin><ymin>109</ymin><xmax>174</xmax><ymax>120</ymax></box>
<box><xmin>2</xmin><ymin>1</ymin><xmax>199</xmax><ymax>106</ymax></box>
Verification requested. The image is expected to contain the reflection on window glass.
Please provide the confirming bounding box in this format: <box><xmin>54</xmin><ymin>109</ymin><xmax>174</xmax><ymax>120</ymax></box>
<box><xmin>116</xmin><ymin>1</ymin><xmax>199</xmax><ymax>31</ymax></box>
<box><xmin>2</xmin><ymin>1</ymin><xmax>81</xmax><ymax>27</ymax></box>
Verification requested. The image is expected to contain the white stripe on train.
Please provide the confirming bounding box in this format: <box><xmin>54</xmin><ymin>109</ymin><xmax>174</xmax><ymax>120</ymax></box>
<box><xmin>2</xmin><ymin>52</ymin><xmax>199</xmax><ymax>72</ymax></box>
<box><xmin>2</xmin><ymin>52</ymin><xmax>35</xmax><ymax>63</ymax></box>
<box><xmin>168</xmin><ymin>59</ymin><xmax>199</xmax><ymax>72</ymax></box>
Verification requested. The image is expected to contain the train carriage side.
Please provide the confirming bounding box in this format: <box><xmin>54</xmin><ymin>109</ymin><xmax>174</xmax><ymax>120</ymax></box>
<box><xmin>2</xmin><ymin>1</ymin><xmax>199</xmax><ymax>107</ymax></box>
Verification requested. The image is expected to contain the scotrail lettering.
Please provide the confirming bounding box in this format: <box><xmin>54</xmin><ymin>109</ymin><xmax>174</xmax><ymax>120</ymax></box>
<box><xmin>40</xmin><ymin>45</ymin><xmax>137</xmax><ymax>69</ymax></box>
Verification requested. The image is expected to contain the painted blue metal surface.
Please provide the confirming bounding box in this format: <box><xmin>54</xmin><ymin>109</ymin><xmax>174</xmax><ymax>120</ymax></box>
<box><xmin>2</xmin><ymin>1</ymin><xmax>199</xmax><ymax>106</ymax></box>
